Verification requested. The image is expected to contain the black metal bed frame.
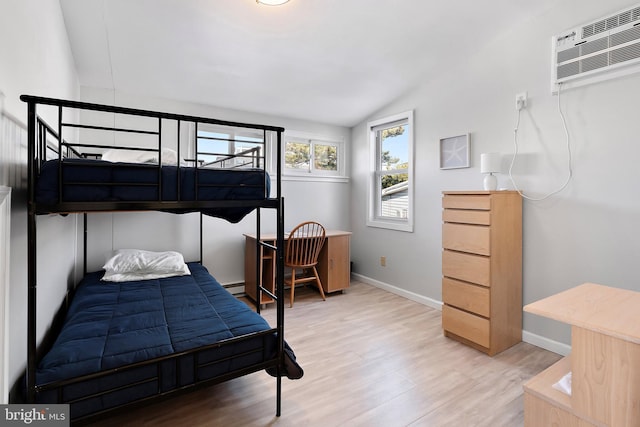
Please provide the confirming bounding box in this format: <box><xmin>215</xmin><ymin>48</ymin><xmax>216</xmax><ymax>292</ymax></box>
<box><xmin>21</xmin><ymin>95</ymin><xmax>286</xmax><ymax>423</ymax></box>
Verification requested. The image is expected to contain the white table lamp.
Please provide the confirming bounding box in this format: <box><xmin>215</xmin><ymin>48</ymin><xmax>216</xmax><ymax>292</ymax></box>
<box><xmin>480</xmin><ymin>153</ymin><xmax>501</xmax><ymax>191</ymax></box>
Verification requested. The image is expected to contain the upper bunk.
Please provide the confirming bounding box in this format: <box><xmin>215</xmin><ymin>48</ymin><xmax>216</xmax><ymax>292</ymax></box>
<box><xmin>21</xmin><ymin>95</ymin><xmax>284</xmax><ymax>221</ymax></box>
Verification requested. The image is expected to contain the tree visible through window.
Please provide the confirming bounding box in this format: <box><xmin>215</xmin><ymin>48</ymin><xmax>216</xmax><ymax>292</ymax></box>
<box><xmin>285</xmin><ymin>137</ymin><xmax>340</xmax><ymax>176</ymax></box>
<box><xmin>368</xmin><ymin>111</ymin><xmax>414</xmax><ymax>232</ymax></box>
<box><xmin>314</xmin><ymin>144</ymin><xmax>338</xmax><ymax>171</ymax></box>
<box><xmin>285</xmin><ymin>142</ymin><xmax>310</xmax><ymax>170</ymax></box>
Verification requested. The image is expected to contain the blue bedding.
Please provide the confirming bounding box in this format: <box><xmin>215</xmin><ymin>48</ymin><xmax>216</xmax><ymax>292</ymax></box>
<box><xmin>37</xmin><ymin>263</ymin><xmax>273</xmax><ymax>386</ymax></box>
<box><xmin>33</xmin><ymin>263</ymin><xmax>283</xmax><ymax>421</ymax></box>
<box><xmin>34</xmin><ymin>263</ymin><xmax>302</xmax><ymax>420</ymax></box>
<box><xmin>35</xmin><ymin>159</ymin><xmax>270</xmax><ymax>222</ymax></box>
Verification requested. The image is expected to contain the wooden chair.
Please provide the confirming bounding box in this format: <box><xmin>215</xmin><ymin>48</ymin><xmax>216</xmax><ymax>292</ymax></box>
<box><xmin>285</xmin><ymin>221</ymin><xmax>326</xmax><ymax>307</ymax></box>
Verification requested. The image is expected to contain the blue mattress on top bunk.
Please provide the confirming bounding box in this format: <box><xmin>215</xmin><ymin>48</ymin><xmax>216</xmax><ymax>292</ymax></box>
<box><xmin>35</xmin><ymin>159</ymin><xmax>270</xmax><ymax>222</ymax></box>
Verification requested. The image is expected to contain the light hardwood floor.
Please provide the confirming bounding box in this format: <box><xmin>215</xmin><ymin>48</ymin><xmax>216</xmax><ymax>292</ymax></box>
<box><xmin>90</xmin><ymin>280</ymin><xmax>561</xmax><ymax>427</ymax></box>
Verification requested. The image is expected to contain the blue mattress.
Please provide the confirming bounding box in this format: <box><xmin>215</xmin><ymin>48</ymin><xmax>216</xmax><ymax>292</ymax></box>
<box><xmin>35</xmin><ymin>263</ymin><xmax>277</xmax><ymax>418</ymax></box>
<box><xmin>35</xmin><ymin>159</ymin><xmax>270</xmax><ymax>222</ymax></box>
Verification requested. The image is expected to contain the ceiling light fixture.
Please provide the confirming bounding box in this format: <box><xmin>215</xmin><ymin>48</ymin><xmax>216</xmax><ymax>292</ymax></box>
<box><xmin>256</xmin><ymin>0</ymin><xmax>290</xmax><ymax>5</ymax></box>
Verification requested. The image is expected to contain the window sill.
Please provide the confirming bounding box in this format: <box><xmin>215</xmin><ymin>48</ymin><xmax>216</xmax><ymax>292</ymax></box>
<box><xmin>282</xmin><ymin>174</ymin><xmax>349</xmax><ymax>184</ymax></box>
<box><xmin>366</xmin><ymin>218</ymin><xmax>413</xmax><ymax>233</ymax></box>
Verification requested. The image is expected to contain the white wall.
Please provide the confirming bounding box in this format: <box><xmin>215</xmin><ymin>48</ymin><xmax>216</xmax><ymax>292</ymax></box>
<box><xmin>350</xmin><ymin>0</ymin><xmax>640</xmax><ymax>349</ymax></box>
<box><xmin>80</xmin><ymin>87</ymin><xmax>351</xmax><ymax>284</ymax></box>
<box><xmin>0</xmin><ymin>0</ymin><xmax>79</xmax><ymax>398</ymax></box>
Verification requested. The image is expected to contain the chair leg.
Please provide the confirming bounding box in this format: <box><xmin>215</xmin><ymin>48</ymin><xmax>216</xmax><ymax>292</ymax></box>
<box><xmin>290</xmin><ymin>269</ymin><xmax>296</xmax><ymax>308</ymax></box>
<box><xmin>312</xmin><ymin>267</ymin><xmax>326</xmax><ymax>301</ymax></box>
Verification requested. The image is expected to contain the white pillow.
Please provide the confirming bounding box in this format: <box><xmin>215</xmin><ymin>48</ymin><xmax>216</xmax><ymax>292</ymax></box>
<box><xmin>101</xmin><ymin>249</ymin><xmax>190</xmax><ymax>282</ymax></box>
<box><xmin>101</xmin><ymin>270</ymin><xmax>190</xmax><ymax>283</ymax></box>
<box><xmin>101</xmin><ymin>148</ymin><xmax>180</xmax><ymax>165</ymax></box>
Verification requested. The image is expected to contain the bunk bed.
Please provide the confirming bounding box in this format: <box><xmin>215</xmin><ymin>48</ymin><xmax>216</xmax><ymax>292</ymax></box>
<box><xmin>21</xmin><ymin>95</ymin><xmax>293</xmax><ymax>423</ymax></box>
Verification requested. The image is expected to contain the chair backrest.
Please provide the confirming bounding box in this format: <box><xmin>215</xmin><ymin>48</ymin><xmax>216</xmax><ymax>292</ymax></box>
<box><xmin>285</xmin><ymin>221</ymin><xmax>326</xmax><ymax>268</ymax></box>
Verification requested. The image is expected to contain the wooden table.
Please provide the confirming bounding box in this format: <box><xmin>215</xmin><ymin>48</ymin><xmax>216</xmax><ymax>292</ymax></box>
<box><xmin>243</xmin><ymin>230</ymin><xmax>351</xmax><ymax>305</ymax></box>
<box><xmin>523</xmin><ymin>283</ymin><xmax>640</xmax><ymax>426</ymax></box>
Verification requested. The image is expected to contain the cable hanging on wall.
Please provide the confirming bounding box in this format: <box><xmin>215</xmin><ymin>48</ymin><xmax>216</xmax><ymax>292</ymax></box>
<box><xmin>508</xmin><ymin>83</ymin><xmax>573</xmax><ymax>201</ymax></box>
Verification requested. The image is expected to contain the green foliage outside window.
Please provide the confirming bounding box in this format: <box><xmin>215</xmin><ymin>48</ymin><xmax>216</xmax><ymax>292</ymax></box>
<box><xmin>380</xmin><ymin>125</ymin><xmax>408</xmax><ymax>189</ymax></box>
<box><xmin>286</xmin><ymin>141</ymin><xmax>338</xmax><ymax>171</ymax></box>
<box><xmin>285</xmin><ymin>142</ymin><xmax>310</xmax><ymax>169</ymax></box>
<box><xmin>314</xmin><ymin>144</ymin><xmax>337</xmax><ymax>170</ymax></box>
<box><xmin>381</xmin><ymin>165</ymin><xmax>408</xmax><ymax>189</ymax></box>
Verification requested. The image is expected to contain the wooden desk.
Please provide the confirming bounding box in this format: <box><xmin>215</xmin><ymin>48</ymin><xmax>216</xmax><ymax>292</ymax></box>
<box><xmin>523</xmin><ymin>283</ymin><xmax>640</xmax><ymax>426</ymax></box>
<box><xmin>244</xmin><ymin>230</ymin><xmax>351</xmax><ymax>305</ymax></box>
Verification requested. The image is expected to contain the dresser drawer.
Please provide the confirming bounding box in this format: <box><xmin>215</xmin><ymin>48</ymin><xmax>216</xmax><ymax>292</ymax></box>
<box><xmin>442</xmin><ymin>277</ymin><xmax>490</xmax><ymax>317</ymax></box>
<box><xmin>442</xmin><ymin>305</ymin><xmax>490</xmax><ymax>348</ymax></box>
<box><xmin>442</xmin><ymin>250</ymin><xmax>490</xmax><ymax>286</ymax></box>
<box><xmin>442</xmin><ymin>223</ymin><xmax>490</xmax><ymax>255</ymax></box>
<box><xmin>442</xmin><ymin>194</ymin><xmax>491</xmax><ymax>210</ymax></box>
<box><xmin>442</xmin><ymin>208</ymin><xmax>491</xmax><ymax>225</ymax></box>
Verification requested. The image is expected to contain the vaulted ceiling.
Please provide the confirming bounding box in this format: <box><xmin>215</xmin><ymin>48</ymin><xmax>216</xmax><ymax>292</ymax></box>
<box><xmin>59</xmin><ymin>0</ymin><xmax>552</xmax><ymax>127</ymax></box>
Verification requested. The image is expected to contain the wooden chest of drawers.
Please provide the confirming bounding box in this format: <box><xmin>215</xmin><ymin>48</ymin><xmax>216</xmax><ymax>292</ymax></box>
<box><xmin>441</xmin><ymin>191</ymin><xmax>522</xmax><ymax>356</ymax></box>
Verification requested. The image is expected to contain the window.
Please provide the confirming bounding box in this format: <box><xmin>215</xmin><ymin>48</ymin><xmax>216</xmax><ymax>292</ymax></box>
<box><xmin>367</xmin><ymin>111</ymin><xmax>414</xmax><ymax>232</ymax></box>
<box><xmin>283</xmin><ymin>133</ymin><xmax>345</xmax><ymax>180</ymax></box>
<box><xmin>196</xmin><ymin>126</ymin><xmax>266</xmax><ymax>169</ymax></box>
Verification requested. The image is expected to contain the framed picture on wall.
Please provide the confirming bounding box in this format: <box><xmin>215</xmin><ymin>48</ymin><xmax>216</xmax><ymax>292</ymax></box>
<box><xmin>439</xmin><ymin>134</ymin><xmax>470</xmax><ymax>169</ymax></box>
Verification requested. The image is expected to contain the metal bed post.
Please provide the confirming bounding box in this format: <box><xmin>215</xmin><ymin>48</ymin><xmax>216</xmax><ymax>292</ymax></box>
<box><xmin>200</xmin><ymin>213</ymin><xmax>203</xmax><ymax>264</ymax></box>
<box><xmin>176</xmin><ymin>120</ymin><xmax>181</xmax><ymax>201</ymax></box>
<box><xmin>26</xmin><ymin>100</ymin><xmax>37</xmax><ymax>403</ymax></box>
<box><xmin>275</xmin><ymin>130</ymin><xmax>285</xmax><ymax>417</ymax></box>
<box><xmin>255</xmin><ymin>208</ymin><xmax>261</xmax><ymax>315</ymax></box>
<box><xmin>57</xmin><ymin>106</ymin><xmax>63</xmax><ymax>204</ymax></box>
<box><xmin>83</xmin><ymin>213</ymin><xmax>88</xmax><ymax>276</ymax></box>
<box><xmin>194</xmin><ymin>122</ymin><xmax>199</xmax><ymax>200</ymax></box>
<box><xmin>157</xmin><ymin>118</ymin><xmax>162</xmax><ymax>201</ymax></box>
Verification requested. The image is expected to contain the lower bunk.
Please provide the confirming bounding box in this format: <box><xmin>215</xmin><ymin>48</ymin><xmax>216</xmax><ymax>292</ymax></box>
<box><xmin>33</xmin><ymin>261</ymin><xmax>301</xmax><ymax>422</ymax></box>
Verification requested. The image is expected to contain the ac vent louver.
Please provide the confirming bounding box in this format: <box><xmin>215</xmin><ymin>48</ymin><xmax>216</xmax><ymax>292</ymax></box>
<box><xmin>581</xmin><ymin>6</ymin><xmax>640</xmax><ymax>38</ymax></box>
<box><xmin>552</xmin><ymin>4</ymin><xmax>640</xmax><ymax>92</ymax></box>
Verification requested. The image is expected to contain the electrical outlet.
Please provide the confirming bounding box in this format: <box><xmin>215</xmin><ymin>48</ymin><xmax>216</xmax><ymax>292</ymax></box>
<box><xmin>516</xmin><ymin>92</ymin><xmax>528</xmax><ymax>110</ymax></box>
<box><xmin>380</xmin><ymin>256</ymin><xmax>386</xmax><ymax>267</ymax></box>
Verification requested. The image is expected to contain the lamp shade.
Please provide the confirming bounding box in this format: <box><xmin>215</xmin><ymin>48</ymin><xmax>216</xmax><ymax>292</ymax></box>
<box><xmin>480</xmin><ymin>153</ymin><xmax>501</xmax><ymax>174</ymax></box>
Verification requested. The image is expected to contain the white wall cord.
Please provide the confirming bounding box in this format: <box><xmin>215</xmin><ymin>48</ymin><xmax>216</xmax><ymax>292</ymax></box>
<box><xmin>508</xmin><ymin>83</ymin><xmax>573</xmax><ymax>201</ymax></box>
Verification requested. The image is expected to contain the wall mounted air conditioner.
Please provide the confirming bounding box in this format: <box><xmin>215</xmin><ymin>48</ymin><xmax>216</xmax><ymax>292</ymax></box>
<box><xmin>551</xmin><ymin>4</ymin><xmax>640</xmax><ymax>93</ymax></box>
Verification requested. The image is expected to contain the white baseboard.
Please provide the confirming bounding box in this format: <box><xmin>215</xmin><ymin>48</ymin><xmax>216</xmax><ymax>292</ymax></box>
<box><xmin>351</xmin><ymin>272</ymin><xmax>570</xmax><ymax>356</ymax></box>
<box><xmin>522</xmin><ymin>331</ymin><xmax>571</xmax><ymax>356</ymax></box>
<box><xmin>223</xmin><ymin>282</ymin><xmax>245</xmax><ymax>296</ymax></box>
<box><xmin>351</xmin><ymin>273</ymin><xmax>443</xmax><ymax>311</ymax></box>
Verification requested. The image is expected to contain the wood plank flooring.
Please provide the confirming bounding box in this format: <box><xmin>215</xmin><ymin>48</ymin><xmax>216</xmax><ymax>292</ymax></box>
<box><xmin>90</xmin><ymin>280</ymin><xmax>561</xmax><ymax>427</ymax></box>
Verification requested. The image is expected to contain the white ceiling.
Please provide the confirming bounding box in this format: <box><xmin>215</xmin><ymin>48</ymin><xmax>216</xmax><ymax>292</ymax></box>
<box><xmin>59</xmin><ymin>0</ymin><xmax>551</xmax><ymax>127</ymax></box>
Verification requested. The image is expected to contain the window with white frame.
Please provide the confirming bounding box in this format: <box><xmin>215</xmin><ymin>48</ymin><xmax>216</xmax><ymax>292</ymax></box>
<box><xmin>367</xmin><ymin>111</ymin><xmax>414</xmax><ymax>232</ymax></box>
<box><xmin>283</xmin><ymin>133</ymin><xmax>345</xmax><ymax>179</ymax></box>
